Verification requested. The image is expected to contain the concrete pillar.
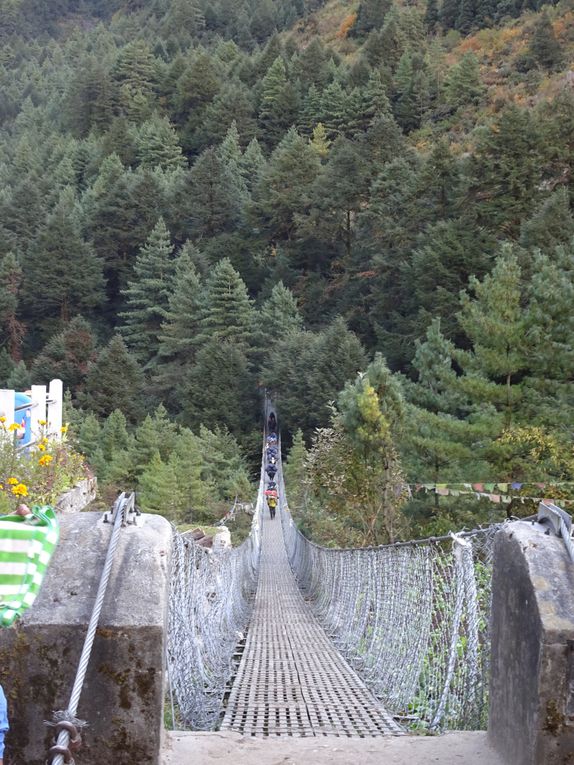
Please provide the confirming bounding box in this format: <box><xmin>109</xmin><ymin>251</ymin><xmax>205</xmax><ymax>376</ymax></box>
<box><xmin>489</xmin><ymin>522</ymin><xmax>574</xmax><ymax>765</ymax></box>
<box><xmin>0</xmin><ymin>512</ymin><xmax>172</xmax><ymax>765</ymax></box>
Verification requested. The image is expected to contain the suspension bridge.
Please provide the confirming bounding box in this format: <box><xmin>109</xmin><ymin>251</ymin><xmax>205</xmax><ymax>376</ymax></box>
<box><xmin>1</xmin><ymin>401</ymin><xmax>573</xmax><ymax>765</ymax></box>
<box><xmin>168</xmin><ymin>424</ymin><xmax>498</xmax><ymax>740</ymax></box>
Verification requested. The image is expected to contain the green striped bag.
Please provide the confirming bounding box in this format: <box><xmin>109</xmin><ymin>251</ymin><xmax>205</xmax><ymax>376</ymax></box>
<box><xmin>0</xmin><ymin>507</ymin><xmax>59</xmax><ymax>627</ymax></box>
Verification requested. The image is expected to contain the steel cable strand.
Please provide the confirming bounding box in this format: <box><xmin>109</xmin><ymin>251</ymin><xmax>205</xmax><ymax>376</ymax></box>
<box><xmin>49</xmin><ymin>493</ymin><xmax>131</xmax><ymax>765</ymax></box>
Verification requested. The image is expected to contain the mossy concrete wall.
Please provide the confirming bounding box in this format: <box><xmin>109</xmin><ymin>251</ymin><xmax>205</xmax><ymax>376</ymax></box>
<box><xmin>489</xmin><ymin>522</ymin><xmax>574</xmax><ymax>765</ymax></box>
<box><xmin>0</xmin><ymin>512</ymin><xmax>172</xmax><ymax>765</ymax></box>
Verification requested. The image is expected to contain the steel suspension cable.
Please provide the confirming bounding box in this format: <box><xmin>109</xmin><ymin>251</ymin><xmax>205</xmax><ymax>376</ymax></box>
<box><xmin>48</xmin><ymin>493</ymin><xmax>134</xmax><ymax>765</ymax></box>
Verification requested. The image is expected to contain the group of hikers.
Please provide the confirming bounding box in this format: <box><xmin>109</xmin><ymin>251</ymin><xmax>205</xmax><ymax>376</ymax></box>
<box><xmin>264</xmin><ymin>412</ymin><xmax>278</xmax><ymax>519</ymax></box>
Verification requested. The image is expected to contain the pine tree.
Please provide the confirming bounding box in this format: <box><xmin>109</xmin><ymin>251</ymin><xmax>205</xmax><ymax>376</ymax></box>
<box><xmin>120</xmin><ymin>218</ymin><xmax>175</xmax><ymax>368</ymax></box>
<box><xmin>83</xmin><ymin>335</ymin><xmax>144</xmax><ymax>422</ymax></box>
<box><xmin>183</xmin><ymin>339</ymin><xmax>257</xmax><ymax>435</ymax></box>
<box><xmin>353</xmin><ymin>0</ymin><xmax>392</xmax><ymax>36</ymax></box>
<box><xmin>425</xmin><ymin>0</ymin><xmax>439</xmax><ymax>32</ymax></box>
<box><xmin>253</xmin><ymin>127</ymin><xmax>321</xmax><ymax>241</ymax></box>
<box><xmin>0</xmin><ymin>349</ymin><xmax>15</xmax><ymax>387</ymax></box>
<box><xmin>283</xmin><ymin>429</ymin><xmax>308</xmax><ymax>509</ymax></box>
<box><xmin>529</xmin><ymin>10</ymin><xmax>563</xmax><ymax>70</ymax></box>
<box><xmin>31</xmin><ymin>316</ymin><xmax>97</xmax><ymax>394</ymax></box>
<box><xmin>457</xmin><ymin>245</ymin><xmax>528</xmax><ymax>428</ymax></box>
<box><xmin>78</xmin><ymin>413</ymin><xmax>102</xmax><ymax>462</ymax></box>
<box><xmin>240</xmin><ymin>138</ymin><xmax>267</xmax><ymax>194</ymax></box>
<box><xmin>520</xmin><ymin>187</ymin><xmax>574</xmax><ymax>253</ymax></box>
<box><xmin>0</xmin><ymin>252</ymin><xmax>25</xmax><ymax>360</ymax></box>
<box><xmin>113</xmin><ymin>40</ymin><xmax>158</xmax><ymax>121</ymax></box>
<box><xmin>138</xmin><ymin>451</ymin><xmax>184</xmax><ymax>519</ymax></box>
<box><xmin>445</xmin><ymin>53</ymin><xmax>484</xmax><ymax>109</ymax></box>
<box><xmin>187</xmin><ymin>148</ymin><xmax>243</xmax><ymax>236</ymax></box>
<box><xmin>132</xmin><ymin>404</ymin><xmax>179</xmax><ymax>472</ymax></box>
<box><xmin>136</xmin><ymin>113</ymin><xmax>186</xmax><ymax>171</ymax></box>
<box><xmin>309</xmin><ymin>123</ymin><xmax>331</xmax><ymax>159</ymax></box>
<box><xmin>24</xmin><ymin>187</ymin><xmax>105</xmax><ymax>332</ymax></box>
<box><xmin>159</xmin><ymin>246</ymin><xmax>204</xmax><ymax>361</ymax></box>
<box><xmin>301</xmin><ymin>137</ymin><xmax>370</xmax><ymax>262</ymax></box>
<box><xmin>472</xmin><ymin>106</ymin><xmax>544</xmax><ymax>234</ymax></box>
<box><xmin>259</xmin><ymin>282</ymin><xmax>303</xmax><ymax>337</ymax></box>
<box><xmin>199</xmin><ymin>258</ymin><xmax>255</xmax><ymax>347</ymax></box>
<box><xmin>319</xmin><ymin>81</ymin><xmax>349</xmax><ymax>138</ymax></box>
<box><xmin>259</xmin><ymin>56</ymin><xmax>298</xmax><ymax>147</ymax></box>
<box><xmin>7</xmin><ymin>360</ymin><xmax>30</xmax><ymax>390</ymax></box>
<box><xmin>309</xmin><ymin>317</ymin><xmax>369</xmax><ymax>427</ymax></box>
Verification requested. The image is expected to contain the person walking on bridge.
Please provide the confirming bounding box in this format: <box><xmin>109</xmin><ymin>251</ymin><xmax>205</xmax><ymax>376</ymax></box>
<box><xmin>268</xmin><ymin>412</ymin><xmax>277</xmax><ymax>433</ymax></box>
<box><xmin>267</xmin><ymin>495</ymin><xmax>277</xmax><ymax>520</ymax></box>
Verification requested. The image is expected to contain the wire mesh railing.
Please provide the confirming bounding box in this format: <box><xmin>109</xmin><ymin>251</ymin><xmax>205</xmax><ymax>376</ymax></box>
<box><xmin>166</xmin><ymin>466</ymin><xmax>263</xmax><ymax>730</ymax></box>
<box><xmin>279</xmin><ymin>469</ymin><xmax>500</xmax><ymax>732</ymax></box>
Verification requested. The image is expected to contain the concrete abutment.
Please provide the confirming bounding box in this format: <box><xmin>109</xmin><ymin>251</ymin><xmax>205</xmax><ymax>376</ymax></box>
<box><xmin>0</xmin><ymin>512</ymin><xmax>172</xmax><ymax>765</ymax></box>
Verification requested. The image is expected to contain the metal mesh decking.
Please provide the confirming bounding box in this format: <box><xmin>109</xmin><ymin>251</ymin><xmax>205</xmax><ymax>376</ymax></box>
<box><xmin>221</xmin><ymin>506</ymin><xmax>403</xmax><ymax>737</ymax></box>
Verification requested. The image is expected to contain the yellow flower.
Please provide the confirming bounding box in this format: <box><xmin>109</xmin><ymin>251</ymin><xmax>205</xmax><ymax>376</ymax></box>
<box><xmin>7</xmin><ymin>477</ymin><xmax>18</xmax><ymax>485</ymax></box>
<box><xmin>37</xmin><ymin>443</ymin><xmax>46</xmax><ymax>452</ymax></box>
<box><xmin>38</xmin><ymin>419</ymin><xmax>47</xmax><ymax>426</ymax></box>
<box><xmin>0</xmin><ymin>416</ymin><xmax>5</xmax><ymax>423</ymax></box>
<box><xmin>39</xmin><ymin>454</ymin><xmax>54</xmax><ymax>466</ymax></box>
<box><xmin>60</xmin><ymin>424</ymin><xmax>69</xmax><ymax>434</ymax></box>
<box><xmin>8</xmin><ymin>422</ymin><xmax>20</xmax><ymax>432</ymax></box>
<box><xmin>11</xmin><ymin>483</ymin><xmax>28</xmax><ymax>497</ymax></box>
<box><xmin>0</xmin><ymin>484</ymin><xmax>3</xmax><ymax>491</ymax></box>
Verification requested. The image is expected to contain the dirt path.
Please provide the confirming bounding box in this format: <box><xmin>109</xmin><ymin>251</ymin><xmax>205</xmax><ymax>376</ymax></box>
<box><xmin>162</xmin><ymin>730</ymin><xmax>506</xmax><ymax>765</ymax></box>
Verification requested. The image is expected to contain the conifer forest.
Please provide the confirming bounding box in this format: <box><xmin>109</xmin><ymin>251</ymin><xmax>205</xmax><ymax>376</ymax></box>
<box><xmin>1</xmin><ymin>0</ymin><xmax>574</xmax><ymax>546</ymax></box>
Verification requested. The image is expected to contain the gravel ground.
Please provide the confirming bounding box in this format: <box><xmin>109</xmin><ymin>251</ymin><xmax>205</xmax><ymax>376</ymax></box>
<box><xmin>162</xmin><ymin>730</ymin><xmax>507</xmax><ymax>765</ymax></box>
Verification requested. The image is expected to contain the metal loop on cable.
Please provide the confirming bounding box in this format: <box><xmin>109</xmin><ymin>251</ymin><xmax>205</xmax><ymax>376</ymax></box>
<box><xmin>54</xmin><ymin>721</ymin><xmax>82</xmax><ymax>751</ymax></box>
<box><xmin>48</xmin><ymin>744</ymin><xmax>74</xmax><ymax>764</ymax></box>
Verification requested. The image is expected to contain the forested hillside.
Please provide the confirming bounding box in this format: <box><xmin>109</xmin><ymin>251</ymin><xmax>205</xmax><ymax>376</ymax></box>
<box><xmin>1</xmin><ymin>0</ymin><xmax>573</xmax><ymax>541</ymax></box>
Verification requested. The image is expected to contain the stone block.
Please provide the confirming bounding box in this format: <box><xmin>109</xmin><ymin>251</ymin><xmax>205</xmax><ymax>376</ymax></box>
<box><xmin>0</xmin><ymin>512</ymin><xmax>172</xmax><ymax>765</ymax></box>
<box><xmin>488</xmin><ymin>522</ymin><xmax>574</xmax><ymax>765</ymax></box>
<box><xmin>55</xmin><ymin>477</ymin><xmax>98</xmax><ymax>514</ymax></box>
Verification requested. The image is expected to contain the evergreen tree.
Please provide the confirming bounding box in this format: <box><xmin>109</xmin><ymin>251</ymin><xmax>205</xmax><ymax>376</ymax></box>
<box><xmin>445</xmin><ymin>53</ymin><xmax>483</xmax><ymax>109</ymax></box>
<box><xmin>240</xmin><ymin>138</ymin><xmax>267</xmax><ymax>194</ymax></box>
<box><xmin>31</xmin><ymin>316</ymin><xmax>97</xmax><ymax>394</ymax></box>
<box><xmin>519</xmin><ymin>187</ymin><xmax>574</xmax><ymax>253</ymax></box>
<box><xmin>472</xmin><ymin>106</ymin><xmax>544</xmax><ymax>234</ymax></box>
<box><xmin>425</xmin><ymin>0</ymin><xmax>439</xmax><ymax>32</ymax></box>
<box><xmin>159</xmin><ymin>245</ymin><xmax>204</xmax><ymax>363</ymax></box>
<box><xmin>283</xmin><ymin>428</ymin><xmax>308</xmax><ymax>509</ymax></box>
<box><xmin>138</xmin><ymin>450</ymin><xmax>184</xmax><ymax>518</ymax></box>
<box><xmin>457</xmin><ymin>245</ymin><xmax>528</xmax><ymax>428</ymax></box>
<box><xmin>301</xmin><ymin>137</ymin><xmax>370</xmax><ymax>262</ymax></box>
<box><xmin>183</xmin><ymin>339</ymin><xmax>257</xmax><ymax>435</ymax></box>
<box><xmin>137</xmin><ymin>114</ymin><xmax>186</xmax><ymax>171</ymax></box>
<box><xmin>113</xmin><ymin>40</ymin><xmax>158</xmax><ymax>121</ymax></box>
<box><xmin>187</xmin><ymin>148</ymin><xmax>243</xmax><ymax>236</ymax></box>
<box><xmin>83</xmin><ymin>335</ymin><xmax>144</xmax><ymax>422</ymax></box>
<box><xmin>7</xmin><ymin>360</ymin><xmax>30</xmax><ymax>390</ymax></box>
<box><xmin>353</xmin><ymin>0</ymin><xmax>392</xmax><ymax>36</ymax></box>
<box><xmin>258</xmin><ymin>281</ymin><xmax>303</xmax><ymax>338</ymax></box>
<box><xmin>132</xmin><ymin>404</ymin><xmax>179</xmax><ymax>472</ymax></box>
<box><xmin>0</xmin><ymin>252</ymin><xmax>24</xmax><ymax>360</ymax></box>
<box><xmin>259</xmin><ymin>56</ymin><xmax>298</xmax><ymax>147</ymax></box>
<box><xmin>309</xmin><ymin>123</ymin><xmax>331</xmax><ymax>159</ymax></box>
<box><xmin>529</xmin><ymin>10</ymin><xmax>563</xmax><ymax>70</ymax></box>
<box><xmin>24</xmin><ymin>188</ymin><xmax>105</xmax><ymax>331</ymax></box>
<box><xmin>120</xmin><ymin>218</ymin><xmax>175</xmax><ymax>368</ymax></box>
<box><xmin>253</xmin><ymin>127</ymin><xmax>321</xmax><ymax>241</ymax></box>
<box><xmin>199</xmin><ymin>258</ymin><xmax>255</xmax><ymax>347</ymax></box>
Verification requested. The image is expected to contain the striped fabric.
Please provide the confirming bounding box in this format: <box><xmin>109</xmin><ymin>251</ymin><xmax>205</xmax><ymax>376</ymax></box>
<box><xmin>0</xmin><ymin>507</ymin><xmax>59</xmax><ymax>627</ymax></box>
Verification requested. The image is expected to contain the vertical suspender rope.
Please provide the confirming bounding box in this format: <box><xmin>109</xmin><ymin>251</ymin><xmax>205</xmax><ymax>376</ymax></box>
<box><xmin>48</xmin><ymin>493</ymin><xmax>133</xmax><ymax>765</ymax></box>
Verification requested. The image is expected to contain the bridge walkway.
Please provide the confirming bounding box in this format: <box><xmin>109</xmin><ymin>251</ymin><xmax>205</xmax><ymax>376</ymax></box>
<box><xmin>220</xmin><ymin>497</ymin><xmax>402</xmax><ymax>737</ymax></box>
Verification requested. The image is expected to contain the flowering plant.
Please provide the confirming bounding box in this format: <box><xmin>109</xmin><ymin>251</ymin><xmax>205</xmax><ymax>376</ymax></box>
<box><xmin>0</xmin><ymin>420</ymin><xmax>87</xmax><ymax>514</ymax></box>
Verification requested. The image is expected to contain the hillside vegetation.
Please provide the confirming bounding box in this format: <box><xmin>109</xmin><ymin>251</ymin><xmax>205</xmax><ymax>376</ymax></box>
<box><xmin>1</xmin><ymin>0</ymin><xmax>574</xmax><ymax>543</ymax></box>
